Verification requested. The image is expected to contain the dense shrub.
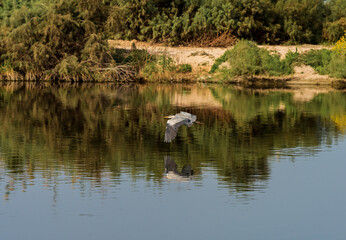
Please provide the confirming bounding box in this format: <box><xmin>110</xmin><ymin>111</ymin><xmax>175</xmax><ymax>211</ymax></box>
<box><xmin>0</xmin><ymin>0</ymin><xmax>135</xmax><ymax>81</ymax></box>
<box><xmin>301</xmin><ymin>33</ymin><xmax>346</xmax><ymax>78</ymax></box>
<box><xmin>328</xmin><ymin>32</ymin><xmax>346</xmax><ymax>78</ymax></box>
<box><xmin>103</xmin><ymin>0</ymin><xmax>344</xmax><ymax>45</ymax></box>
<box><xmin>141</xmin><ymin>54</ymin><xmax>176</xmax><ymax>77</ymax></box>
<box><xmin>302</xmin><ymin>49</ymin><xmax>332</xmax><ymax>75</ymax></box>
<box><xmin>1</xmin><ymin>0</ymin><xmax>345</xmax><ymax>46</ymax></box>
<box><xmin>226</xmin><ymin>41</ymin><xmax>264</xmax><ymax>76</ymax></box>
<box><xmin>275</xmin><ymin>0</ymin><xmax>327</xmax><ymax>44</ymax></box>
<box><xmin>178</xmin><ymin>64</ymin><xmax>192</xmax><ymax>73</ymax></box>
<box><xmin>323</xmin><ymin>0</ymin><xmax>346</xmax><ymax>42</ymax></box>
<box><xmin>210</xmin><ymin>50</ymin><xmax>232</xmax><ymax>73</ymax></box>
<box><xmin>212</xmin><ymin>40</ymin><xmax>296</xmax><ymax>77</ymax></box>
<box><xmin>212</xmin><ymin>39</ymin><xmax>345</xmax><ymax>79</ymax></box>
<box><xmin>323</xmin><ymin>18</ymin><xmax>346</xmax><ymax>43</ymax></box>
<box><xmin>328</xmin><ymin>51</ymin><xmax>346</xmax><ymax>78</ymax></box>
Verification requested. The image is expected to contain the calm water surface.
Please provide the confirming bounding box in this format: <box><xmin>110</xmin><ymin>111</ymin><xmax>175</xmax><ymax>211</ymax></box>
<box><xmin>0</xmin><ymin>83</ymin><xmax>345</xmax><ymax>240</ymax></box>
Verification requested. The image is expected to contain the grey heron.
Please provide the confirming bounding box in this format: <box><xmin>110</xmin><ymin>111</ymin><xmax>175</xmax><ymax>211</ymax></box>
<box><xmin>164</xmin><ymin>156</ymin><xmax>194</xmax><ymax>177</ymax></box>
<box><xmin>164</xmin><ymin>111</ymin><xmax>197</xmax><ymax>143</ymax></box>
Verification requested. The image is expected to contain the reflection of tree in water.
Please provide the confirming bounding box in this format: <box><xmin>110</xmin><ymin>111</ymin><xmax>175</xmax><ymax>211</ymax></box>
<box><xmin>200</xmin><ymin>86</ymin><xmax>345</xmax><ymax>189</ymax></box>
<box><xmin>0</xmin><ymin>83</ymin><xmax>345</xmax><ymax>199</ymax></box>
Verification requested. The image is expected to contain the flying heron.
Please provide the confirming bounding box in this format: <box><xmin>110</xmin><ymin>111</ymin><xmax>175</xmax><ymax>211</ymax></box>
<box><xmin>164</xmin><ymin>111</ymin><xmax>199</xmax><ymax>143</ymax></box>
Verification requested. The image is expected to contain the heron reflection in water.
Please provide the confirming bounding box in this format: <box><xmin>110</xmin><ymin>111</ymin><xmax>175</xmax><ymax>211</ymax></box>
<box><xmin>164</xmin><ymin>111</ymin><xmax>199</xmax><ymax>143</ymax></box>
<box><xmin>164</xmin><ymin>156</ymin><xmax>194</xmax><ymax>181</ymax></box>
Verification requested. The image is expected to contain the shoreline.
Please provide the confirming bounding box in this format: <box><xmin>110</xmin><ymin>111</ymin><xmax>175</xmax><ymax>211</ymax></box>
<box><xmin>1</xmin><ymin>74</ymin><xmax>344</xmax><ymax>89</ymax></box>
<box><xmin>1</xmin><ymin>79</ymin><xmax>345</xmax><ymax>91</ymax></box>
<box><xmin>1</xmin><ymin>40</ymin><xmax>344</xmax><ymax>88</ymax></box>
<box><xmin>109</xmin><ymin>40</ymin><xmax>344</xmax><ymax>88</ymax></box>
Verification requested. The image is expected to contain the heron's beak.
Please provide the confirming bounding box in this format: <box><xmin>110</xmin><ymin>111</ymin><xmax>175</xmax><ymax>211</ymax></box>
<box><xmin>195</xmin><ymin>121</ymin><xmax>203</xmax><ymax>124</ymax></box>
<box><xmin>164</xmin><ymin>115</ymin><xmax>172</xmax><ymax>119</ymax></box>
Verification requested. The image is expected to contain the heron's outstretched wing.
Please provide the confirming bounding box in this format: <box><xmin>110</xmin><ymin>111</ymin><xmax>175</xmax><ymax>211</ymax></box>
<box><xmin>164</xmin><ymin>112</ymin><xmax>197</xmax><ymax>142</ymax></box>
<box><xmin>164</xmin><ymin>118</ymin><xmax>189</xmax><ymax>143</ymax></box>
<box><xmin>177</xmin><ymin>112</ymin><xmax>197</xmax><ymax>122</ymax></box>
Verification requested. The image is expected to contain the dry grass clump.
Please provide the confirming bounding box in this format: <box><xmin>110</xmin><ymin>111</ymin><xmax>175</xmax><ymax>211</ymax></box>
<box><xmin>187</xmin><ymin>31</ymin><xmax>238</xmax><ymax>48</ymax></box>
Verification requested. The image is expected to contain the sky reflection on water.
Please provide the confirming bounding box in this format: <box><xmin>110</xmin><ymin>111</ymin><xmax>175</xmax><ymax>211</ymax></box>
<box><xmin>0</xmin><ymin>83</ymin><xmax>345</xmax><ymax>240</ymax></box>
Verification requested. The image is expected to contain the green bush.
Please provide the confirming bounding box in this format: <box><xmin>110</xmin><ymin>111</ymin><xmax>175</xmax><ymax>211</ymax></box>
<box><xmin>1</xmin><ymin>0</ymin><xmax>345</xmax><ymax>81</ymax></box>
<box><xmin>302</xmin><ymin>49</ymin><xmax>332</xmax><ymax>75</ymax></box>
<box><xmin>141</xmin><ymin>54</ymin><xmax>176</xmax><ymax>76</ymax></box>
<box><xmin>260</xmin><ymin>49</ymin><xmax>295</xmax><ymax>76</ymax></box>
<box><xmin>110</xmin><ymin>48</ymin><xmax>154</xmax><ymax>71</ymax></box>
<box><xmin>303</xmin><ymin>49</ymin><xmax>332</xmax><ymax>68</ymax></box>
<box><xmin>209</xmin><ymin>50</ymin><xmax>232</xmax><ymax>73</ymax></box>
<box><xmin>301</xmin><ymin>48</ymin><xmax>345</xmax><ymax>78</ymax></box>
<box><xmin>104</xmin><ymin>0</ymin><xmax>342</xmax><ymax>45</ymax></box>
<box><xmin>284</xmin><ymin>51</ymin><xmax>300</xmax><ymax>66</ymax></box>
<box><xmin>226</xmin><ymin>40</ymin><xmax>263</xmax><ymax>76</ymax></box>
<box><xmin>323</xmin><ymin>18</ymin><xmax>346</xmax><ymax>43</ymax></box>
<box><xmin>327</xmin><ymin>51</ymin><xmax>346</xmax><ymax>78</ymax></box>
<box><xmin>214</xmin><ymin>43</ymin><xmax>344</xmax><ymax>79</ymax></box>
<box><xmin>212</xmin><ymin>40</ymin><xmax>296</xmax><ymax>77</ymax></box>
<box><xmin>0</xmin><ymin>0</ymin><xmax>135</xmax><ymax>81</ymax></box>
<box><xmin>177</xmin><ymin>64</ymin><xmax>192</xmax><ymax>73</ymax></box>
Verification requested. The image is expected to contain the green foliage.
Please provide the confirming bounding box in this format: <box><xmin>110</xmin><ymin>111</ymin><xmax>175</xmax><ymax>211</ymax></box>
<box><xmin>323</xmin><ymin>0</ymin><xmax>346</xmax><ymax>42</ymax></box>
<box><xmin>276</xmin><ymin>0</ymin><xmax>327</xmax><ymax>44</ymax></box>
<box><xmin>329</xmin><ymin>32</ymin><xmax>346</xmax><ymax>78</ymax></box>
<box><xmin>301</xmin><ymin>47</ymin><xmax>346</xmax><ymax>78</ymax></box>
<box><xmin>302</xmin><ymin>49</ymin><xmax>332</xmax><ymax>75</ymax></box>
<box><xmin>177</xmin><ymin>64</ymin><xmax>192</xmax><ymax>73</ymax></box>
<box><xmin>209</xmin><ymin>50</ymin><xmax>232</xmax><ymax>73</ymax></box>
<box><xmin>1</xmin><ymin>0</ymin><xmax>345</xmax><ymax>81</ymax></box>
<box><xmin>213</xmin><ymin>41</ymin><xmax>345</xmax><ymax>79</ymax></box>
<box><xmin>141</xmin><ymin>54</ymin><xmax>177</xmax><ymax>78</ymax></box>
<box><xmin>103</xmin><ymin>0</ymin><xmax>345</xmax><ymax>45</ymax></box>
<box><xmin>212</xmin><ymin>40</ymin><xmax>296</xmax><ymax>77</ymax></box>
<box><xmin>284</xmin><ymin>51</ymin><xmax>300</xmax><ymax>66</ymax></box>
<box><xmin>226</xmin><ymin>40</ymin><xmax>264</xmax><ymax>76</ymax></box>
<box><xmin>0</xmin><ymin>0</ymin><xmax>133</xmax><ymax>81</ymax></box>
<box><xmin>1</xmin><ymin>0</ymin><xmax>345</xmax><ymax>47</ymax></box>
<box><xmin>115</xmin><ymin>48</ymin><xmax>154</xmax><ymax>72</ymax></box>
<box><xmin>328</xmin><ymin>51</ymin><xmax>346</xmax><ymax>78</ymax></box>
<box><xmin>323</xmin><ymin>18</ymin><xmax>346</xmax><ymax>43</ymax></box>
<box><xmin>53</xmin><ymin>55</ymin><xmax>90</xmax><ymax>81</ymax></box>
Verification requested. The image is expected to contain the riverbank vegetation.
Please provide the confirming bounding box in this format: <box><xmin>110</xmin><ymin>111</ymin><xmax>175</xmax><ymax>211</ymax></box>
<box><xmin>105</xmin><ymin>0</ymin><xmax>345</xmax><ymax>45</ymax></box>
<box><xmin>211</xmin><ymin>36</ymin><xmax>346</xmax><ymax>80</ymax></box>
<box><xmin>0</xmin><ymin>0</ymin><xmax>137</xmax><ymax>81</ymax></box>
<box><xmin>111</xmin><ymin>48</ymin><xmax>193</xmax><ymax>81</ymax></box>
<box><xmin>0</xmin><ymin>0</ymin><xmax>345</xmax><ymax>82</ymax></box>
<box><xmin>210</xmin><ymin>40</ymin><xmax>299</xmax><ymax>76</ymax></box>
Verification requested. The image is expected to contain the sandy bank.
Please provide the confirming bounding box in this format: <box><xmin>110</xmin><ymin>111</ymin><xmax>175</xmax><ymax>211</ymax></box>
<box><xmin>109</xmin><ymin>40</ymin><xmax>340</xmax><ymax>86</ymax></box>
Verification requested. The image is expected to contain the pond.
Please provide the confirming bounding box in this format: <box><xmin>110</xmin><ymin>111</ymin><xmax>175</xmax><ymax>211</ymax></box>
<box><xmin>0</xmin><ymin>83</ymin><xmax>345</xmax><ymax>240</ymax></box>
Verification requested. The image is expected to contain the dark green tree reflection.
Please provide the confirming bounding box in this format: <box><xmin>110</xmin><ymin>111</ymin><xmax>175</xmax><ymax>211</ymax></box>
<box><xmin>0</xmin><ymin>83</ymin><xmax>345</xmax><ymax>199</ymax></box>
